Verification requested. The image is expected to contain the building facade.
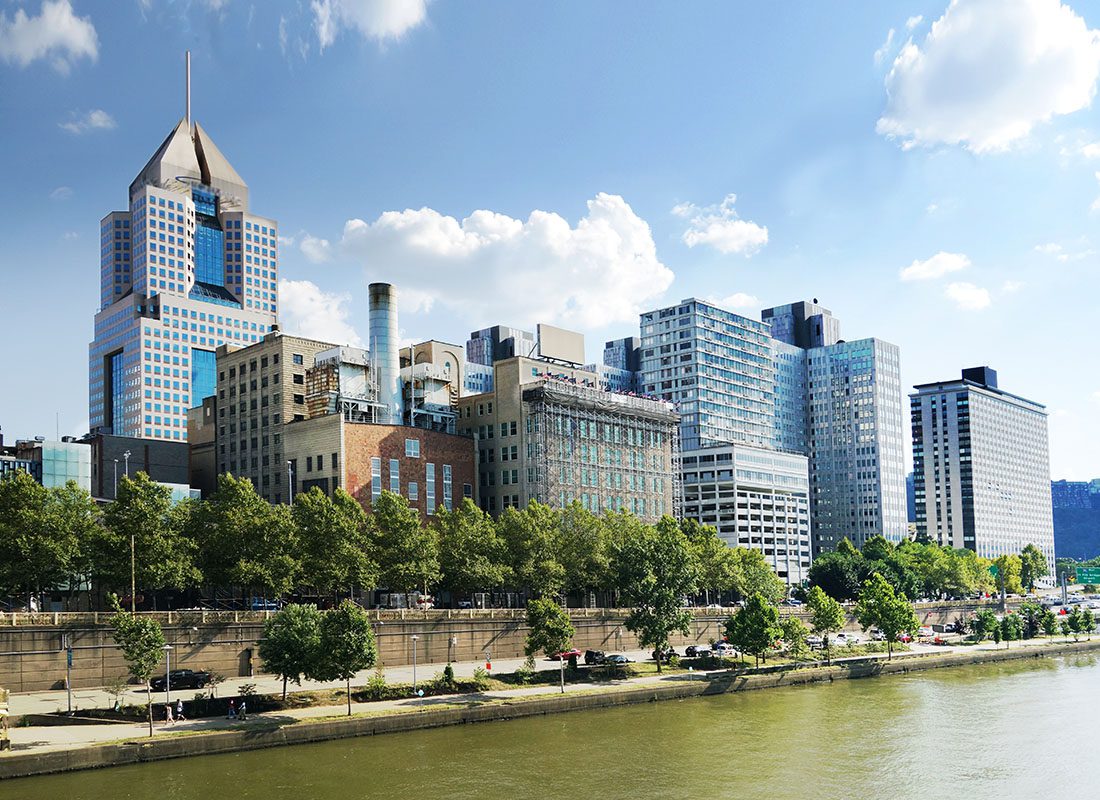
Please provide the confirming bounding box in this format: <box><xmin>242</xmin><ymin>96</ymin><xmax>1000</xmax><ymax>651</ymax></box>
<box><xmin>79</xmin><ymin>432</ymin><xmax>191</xmax><ymax>500</ymax></box>
<box><xmin>89</xmin><ymin>114</ymin><xmax>279</xmax><ymax>443</ymax></box>
<box><xmin>0</xmin><ymin>439</ymin><xmax>91</xmax><ymax>491</ymax></box>
<box><xmin>681</xmin><ymin>444</ymin><xmax>812</xmax><ymax>584</ymax></box>
<box><xmin>456</xmin><ymin>357</ymin><xmax>679</xmax><ymax>520</ymax></box>
<box><xmin>466</xmin><ymin>325</ymin><xmax>537</xmax><ymax>366</ymax></box>
<box><xmin>1052</xmin><ymin>480</ymin><xmax>1092</xmax><ymax>510</ymax></box>
<box><xmin>911</xmin><ymin>367</ymin><xmax>1055</xmax><ymax>573</ymax></box>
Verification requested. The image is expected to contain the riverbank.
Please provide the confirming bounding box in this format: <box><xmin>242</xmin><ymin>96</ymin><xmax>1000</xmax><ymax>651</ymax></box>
<box><xmin>4</xmin><ymin>636</ymin><xmax>1098</xmax><ymax>780</ymax></box>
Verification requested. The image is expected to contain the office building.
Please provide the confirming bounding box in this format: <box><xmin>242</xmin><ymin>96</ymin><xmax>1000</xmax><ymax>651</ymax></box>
<box><xmin>0</xmin><ymin>438</ymin><xmax>90</xmax><ymax>491</ymax></box>
<box><xmin>681</xmin><ymin>445</ymin><xmax>812</xmax><ymax>583</ymax></box>
<box><xmin>1052</xmin><ymin>480</ymin><xmax>1092</xmax><ymax>510</ymax></box>
<box><xmin>77</xmin><ymin>432</ymin><xmax>191</xmax><ymax>501</ymax></box>
<box><xmin>466</xmin><ymin>325</ymin><xmax>537</xmax><ymax>366</ymax></box>
<box><xmin>911</xmin><ymin>367</ymin><xmax>1055</xmax><ymax>573</ymax></box>
<box><xmin>89</xmin><ymin>69</ymin><xmax>280</xmax><ymax>443</ymax></box>
<box><xmin>457</xmin><ymin>354</ymin><xmax>679</xmax><ymax>520</ymax></box>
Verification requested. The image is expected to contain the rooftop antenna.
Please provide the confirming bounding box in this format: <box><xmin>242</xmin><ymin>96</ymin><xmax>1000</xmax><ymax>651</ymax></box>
<box><xmin>185</xmin><ymin>50</ymin><xmax>191</xmax><ymax>131</ymax></box>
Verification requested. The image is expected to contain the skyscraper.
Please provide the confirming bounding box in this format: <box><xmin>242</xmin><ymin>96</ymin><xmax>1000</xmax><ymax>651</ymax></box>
<box><xmin>911</xmin><ymin>367</ymin><xmax>1055</xmax><ymax>573</ymax></box>
<box><xmin>89</xmin><ymin>64</ymin><xmax>278</xmax><ymax>442</ymax></box>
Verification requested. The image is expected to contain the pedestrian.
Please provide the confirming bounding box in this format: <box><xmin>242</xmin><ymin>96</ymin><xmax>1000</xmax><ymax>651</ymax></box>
<box><xmin>176</xmin><ymin>699</ymin><xmax>185</xmax><ymax>721</ymax></box>
<box><xmin>165</xmin><ymin>704</ymin><xmax>174</xmax><ymax>724</ymax></box>
<box><xmin>239</xmin><ymin>700</ymin><xmax>247</xmax><ymax>721</ymax></box>
<box><xmin>227</xmin><ymin>699</ymin><xmax>236</xmax><ymax>720</ymax></box>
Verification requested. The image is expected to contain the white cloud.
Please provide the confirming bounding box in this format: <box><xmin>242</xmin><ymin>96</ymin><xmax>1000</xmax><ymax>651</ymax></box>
<box><xmin>710</xmin><ymin>292</ymin><xmax>760</xmax><ymax>310</ymax></box>
<box><xmin>49</xmin><ymin>186</ymin><xmax>73</xmax><ymax>201</ymax></box>
<box><xmin>926</xmin><ymin>202</ymin><xmax>939</xmax><ymax>214</ymax></box>
<box><xmin>675</xmin><ymin>194</ymin><xmax>769</xmax><ymax>256</ymax></box>
<box><xmin>899</xmin><ymin>251</ymin><xmax>970</xmax><ymax>281</ymax></box>
<box><xmin>312</xmin><ymin>0</ymin><xmax>427</xmax><ymax>50</ymax></box>
<box><xmin>877</xmin><ymin>0</ymin><xmax>1100</xmax><ymax>153</ymax></box>
<box><xmin>1001</xmin><ymin>279</ymin><xmax>1024</xmax><ymax>293</ymax></box>
<box><xmin>279</xmin><ymin>15</ymin><xmax>289</xmax><ymax>56</ymax></box>
<box><xmin>277</xmin><ymin>279</ymin><xmax>364</xmax><ymax>347</ymax></box>
<box><xmin>945</xmin><ymin>281</ymin><xmax>991</xmax><ymax>310</ymax></box>
<box><xmin>0</xmin><ymin>0</ymin><xmax>97</xmax><ymax>73</ymax></box>
<box><xmin>59</xmin><ymin>109</ymin><xmax>116</xmax><ymax>134</ymax></box>
<box><xmin>906</xmin><ymin>15</ymin><xmax>924</xmax><ymax>31</ymax></box>
<box><xmin>338</xmin><ymin>193</ymin><xmax>674</xmax><ymax>329</ymax></box>
<box><xmin>278</xmin><ymin>234</ymin><xmax>296</xmax><ymax>248</ymax></box>
<box><xmin>874</xmin><ymin>28</ymin><xmax>895</xmax><ymax>65</ymax></box>
<box><xmin>300</xmin><ymin>234</ymin><xmax>332</xmax><ymax>263</ymax></box>
<box><xmin>1035</xmin><ymin>242</ymin><xmax>1063</xmax><ymax>254</ymax></box>
<box><xmin>1034</xmin><ymin>240</ymin><xmax>1095</xmax><ymax>261</ymax></box>
<box><xmin>1077</xmin><ymin>140</ymin><xmax>1100</xmax><ymax>158</ymax></box>
<box><xmin>62</xmin><ymin>230</ymin><xmax>78</xmax><ymax>240</ymax></box>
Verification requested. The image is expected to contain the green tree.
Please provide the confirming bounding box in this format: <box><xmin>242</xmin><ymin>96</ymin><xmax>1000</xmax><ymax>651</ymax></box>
<box><xmin>1000</xmin><ymin>613</ymin><xmax>1023</xmax><ymax>648</ymax></box>
<box><xmin>557</xmin><ymin>503</ymin><xmax>609</xmax><ymax>603</ymax></box>
<box><xmin>970</xmin><ymin>609</ymin><xmax>1000</xmax><ymax>642</ymax></box>
<box><xmin>855</xmin><ymin>573</ymin><xmax>919</xmax><ymax>659</ymax></box>
<box><xmin>614</xmin><ymin>517</ymin><xmax>697</xmax><ymax>672</ymax></box>
<box><xmin>497</xmin><ymin>501</ymin><xmax>565</xmax><ymax>599</ymax></box>
<box><xmin>730</xmin><ymin>547</ymin><xmax>786</xmax><ymax>604</ymax></box>
<box><xmin>992</xmin><ymin>554</ymin><xmax>1024</xmax><ymax>596</ymax></box>
<box><xmin>682</xmin><ymin>520</ymin><xmax>738</xmax><ymax>605</ymax></box>
<box><xmin>1019</xmin><ymin>544</ymin><xmax>1048</xmax><ymax>593</ymax></box>
<box><xmin>1040</xmin><ymin>608</ymin><xmax>1059</xmax><ymax>638</ymax></box>
<box><xmin>861</xmin><ymin>535</ymin><xmax>894</xmax><ymax>562</ymax></box>
<box><xmin>1017</xmin><ymin>601</ymin><xmax>1043</xmax><ymax>639</ymax></box>
<box><xmin>295</xmin><ymin>488</ymin><xmax>376</xmax><ymax>599</ymax></box>
<box><xmin>189</xmin><ymin>474</ymin><xmax>299</xmax><ymax>599</ymax></box>
<box><xmin>806</xmin><ymin>585</ymin><xmax>845</xmax><ymax>665</ymax></box>
<box><xmin>259</xmin><ymin>603</ymin><xmax>323</xmax><ymax>699</ymax></box>
<box><xmin>780</xmin><ymin>615</ymin><xmax>810</xmax><ymax>658</ymax></box>
<box><xmin>1071</xmin><ymin>607</ymin><xmax>1094</xmax><ymax>641</ymax></box>
<box><xmin>524</xmin><ymin>597</ymin><xmax>575</xmax><ymax>659</ymax></box>
<box><xmin>1060</xmin><ymin>619</ymin><xmax>1073</xmax><ymax>641</ymax></box>
<box><xmin>724</xmin><ymin>593</ymin><xmax>781</xmax><ymax>666</ymax></box>
<box><xmin>807</xmin><ymin>550</ymin><xmax>863</xmax><ymax>601</ymax></box>
<box><xmin>109</xmin><ymin>601</ymin><xmax>166</xmax><ymax>736</ymax></box>
<box><xmin>435</xmin><ymin>499</ymin><xmax>509</xmax><ymax>599</ymax></box>
<box><xmin>312</xmin><ymin>600</ymin><xmax>377</xmax><ymax>716</ymax></box>
<box><xmin>373</xmin><ymin>491</ymin><xmax>439</xmax><ymax>599</ymax></box>
<box><xmin>98</xmin><ymin>473</ymin><xmax>200</xmax><ymax>604</ymax></box>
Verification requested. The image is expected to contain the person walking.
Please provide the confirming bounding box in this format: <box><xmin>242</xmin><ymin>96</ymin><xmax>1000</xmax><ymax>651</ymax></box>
<box><xmin>238</xmin><ymin>700</ymin><xmax>247</xmax><ymax>721</ymax></box>
<box><xmin>227</xmin><ymin>699</ymin><xmax>236</xmax><ymax>720</ymax></box>
<box><xmin>176</xmin><ymin>699</ymin><xmax>185</xmax><ymax>721</ymax></box>
<box><xmin>165</xmin><ymin>704</ymin><xmax>174</xmax><ymax>725</ymax></box>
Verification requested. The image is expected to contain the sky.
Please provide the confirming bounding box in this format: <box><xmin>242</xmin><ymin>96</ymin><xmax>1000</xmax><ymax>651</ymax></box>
<box><xmin>1</xmin><ymin>0</ymin><xmax>1099</xmax><ymax>479</ymax></box>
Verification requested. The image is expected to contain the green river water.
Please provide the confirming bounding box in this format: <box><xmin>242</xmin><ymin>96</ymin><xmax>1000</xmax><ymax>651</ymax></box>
<box><xmin>6</xmin><ymin>655</ymin><xmax>1100</xmax><ymax>800</ymax></box>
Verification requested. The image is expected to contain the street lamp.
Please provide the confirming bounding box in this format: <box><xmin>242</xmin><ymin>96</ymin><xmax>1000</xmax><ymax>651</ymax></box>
<box><xmin>123</xmin><ymin>450</ymin><xmax>131</xmax><ymax>477</ymax></box>
<box><xmin>124</xmin><ymin>449</ymin><xmax>134</xmax><ymax>612</ymax></box>
<box><xmin>287</xmin><ymin>460</ymin><xmax>294</xmax><ymax>503</ymax></box>
<box><xmin>162</xmin><ymin>644</ymin><xmax>173</xmax><ymax>705</ymax></box>
<box><xmin>411</xmin><ymin>634</ymin><xmax>419</xmax><ymax>694</ymax></box>
<box><xmin>112</xmin><ymin>459</ymin><xmax>118</xmax><ymax>497</ymax></box>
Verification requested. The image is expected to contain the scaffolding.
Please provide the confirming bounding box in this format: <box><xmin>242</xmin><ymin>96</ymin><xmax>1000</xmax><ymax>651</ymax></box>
<box><xmin>523</xmin><ymin>379</ymin><xmax>681</xmax><ymax>521</ymax></box>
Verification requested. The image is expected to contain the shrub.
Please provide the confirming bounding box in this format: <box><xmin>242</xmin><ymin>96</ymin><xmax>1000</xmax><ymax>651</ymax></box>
<box><xmin>514</xmin><ymin>656</ymin><xmax>536</xmax><ymax>685</ymax></box>
<box><xmin>472</xmin><ymin>666</ymin><xmax>490</xmax><ymax>690</ymax></box>
<box><xmin>237</xmin><ymin>683</ymin><xmax>257</xmax><ymax>698</ymax></box>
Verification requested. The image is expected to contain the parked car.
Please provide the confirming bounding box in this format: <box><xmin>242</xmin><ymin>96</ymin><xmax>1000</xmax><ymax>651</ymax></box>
<box><xmin>897</xmin><ymin>632</ymin><xmax>913</xmax><ymax>643</ymax></box>
<box><xmin>685</xmin><ymin>644</ymin><xmax>712</xmax><ymax>657</ymax></box>
<box><xmin>870</xmin><ymin>629</ymin><xmax>886</xmax><ymax>642</ymax></box>
<box><xmin>917</xmin><ymin>626</ymin><xmax>935</xmax><ymax>638</ymax></box>
<box><xmin>651</xmin><ymin>646</ymin><xmax>678</xmax><ymax>661</ymax></box>
<box><xmin>780</xmin><ymin>598</ymin><xmax>803</xmax><ymax>606</ymax></box>
<box><xmin>584</xmin><ymin>649</ymin><xmax>606</xmax><ymax>665</ymax></box>
<box><xmin>605</xmin><ymin>653</ymin><xmax>631</xmax><ymax>665</ymax></box>
<box><xmin>806</xmin><ymin>635</ymin><xmax>824</xmax><ymax>649</ymax></box>
<box><xmin>249</xmin><ymin>598</ymin><xmax>281</xmax><ymax>611</ymax></box>
<box><xmin>548</xmin><ymin>648</ymin><xmax>583</xmax><ymax>661</ymax></box>
<box><xmin>838</xmin><ymin>633</ymin><xmax>862</xmax><ymax>645</ymax></box>
<box><xmin>151</xmin><ymin>669</ymin><xmax>212</xmax><ymax>692</ymax></box>
<box><xmin>714</xmin><ymin>643</ymin><xmax>737</xmax><ymax>658</ymax></box>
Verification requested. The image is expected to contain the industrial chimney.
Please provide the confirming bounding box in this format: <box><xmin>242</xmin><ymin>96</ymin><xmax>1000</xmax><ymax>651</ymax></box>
<box><xmin>368</xmin><ymin>283</ymin><xmax>403</xmax><ymax>424</ymax></box>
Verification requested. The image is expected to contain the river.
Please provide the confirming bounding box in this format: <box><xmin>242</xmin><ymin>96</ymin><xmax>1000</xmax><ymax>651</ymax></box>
<box><xmin>7</xmin><ymin>654</ymin><xmax>1100</xmax><ymax>800</ymax></box>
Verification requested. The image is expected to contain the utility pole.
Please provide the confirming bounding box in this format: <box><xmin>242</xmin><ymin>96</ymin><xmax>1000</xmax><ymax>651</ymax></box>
<box><xmin>64</xmin><ymin>634</ymin><xmax>73</xmax><ymax>714</ymax></box>
<box><xmin>287</xmin><ymin>460</ymin><xmax>294</xmax><ymax>503</ymax></box>
<box><xmin>113</xmin><ymin>459</ymin><xmax>118</xmax><ymax>497</ymax></box>
<box><xmin>124</xmin><ymin>449</ymin><xmax>134</xmax><ymax>612</ymax></box>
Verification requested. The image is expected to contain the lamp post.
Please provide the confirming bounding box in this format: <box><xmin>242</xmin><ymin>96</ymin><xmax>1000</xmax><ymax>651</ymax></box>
<box><xmin>411</xmin><ymin>635</ymin><xmax>419</xmax><ymax>694</ymax></box>
<box><xmin>112</xmin><ymin>459</ymin><xmax>118</xmax><ymax>497</ymax></box>
<box><xmin>287</xmin><ymin>460</ymin><xmax>294</xmax><ymax>504</ymax></box>
<box><xmin>162</xmin><ymin>644</ymin><xmax>173</xmax><ymax>705</ymax></box>
<box><xmin>124</xmin><ymin>449</ymin><xmax>134</xmax><ymax>612</ymax></box>
<box><xmin>123</xmin><ymin>449</ymin><xmax>131</xmax><ymax>477</ymax></box>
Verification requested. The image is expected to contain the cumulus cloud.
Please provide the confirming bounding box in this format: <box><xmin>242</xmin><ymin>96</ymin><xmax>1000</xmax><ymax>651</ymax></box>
<box><xmin>874</xmin><ymin>28</ymin><xmax>895</xmax><ymax>65</ymax></box>
<box><xmin>899</xmin><ymin>251</ymin><xmax>970</xmax><ymax>281</ymax></box>
<box><xmin>0</xmin><ymin>0</ymin><xmax>97</xmax><ymax>73</ymax></box>
<box><xmin>877</xmin><ymin>0</ymin><xmax>1100</xmax><ymax>153</ymax></box>
<box><xmin>59</xmin><ymin>109</ymin><xmax>115</xmax><ymax>134</ymax></box>
<box><xmin>300</xmin><ymin>234</ymin><xmax>332</xmax><ymax>263</ymax></box>
<box><xmin>49</xmin><ymin>186</ymin><xmax>73</xmax><ymax>201</ymax></box>
<box><xmin>906</xmin><ymin>15</ymin><xmax>924</xmax><ymax>31</ymax></box>
<box><xmin>710</xmin><ymin>292</ymin><xmax>760</xmax><ymax>311</ymax></box>
<box><xmin>278</xmin><ymin>279</ymin><xmax>364</xmax><ymax>347</ymax></box>
<box><xmin>1034</xmin><ymin>240</ymin><xmax>1095</xmax><ymax>261</ymax></box>
<box><xmin>1001</xmin><ymin>279</ymin><xmax>1024</xmax><ymax>293</ymax></box>
<box><xmin>945</xmin><ymin>281</ymin><xmax>991</xmax><ymax>310</ymax></box>
<box><xmin>674</xmin><ymin>194</ymin><xmax>769</xmax><ymax>256</ymax></box>
<box><xmin>312</xmin><ymin>0</ymin><xmax>427</xmax><ymax>50</ymax></box>
<box><xmin>337</xmin><ymin>193</ymin><xmax>674</xmax><ymax>329</ymax></box>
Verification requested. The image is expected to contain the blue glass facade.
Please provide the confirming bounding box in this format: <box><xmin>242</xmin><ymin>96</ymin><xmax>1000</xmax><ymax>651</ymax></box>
<box><xmin>193</xmin><ymin>187</ymin><xmax>226</xmax><ymax>289</ymax></box>
<box><xmin>191</xmin><ymin>348</ymin><xmax>217</xmax><ymax>405</ymax></box>
<box><xmin>108</xmin><ymin>350</ymin><xmax>126</xmax><ymax>435</ymax></box>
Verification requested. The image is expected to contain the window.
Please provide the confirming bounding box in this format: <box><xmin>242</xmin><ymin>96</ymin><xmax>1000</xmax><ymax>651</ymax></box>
<box><xmin>306</xmin><ymin>456</ymin><xmax>313</xmax><ymax>472</ymax></box>
<box><xmin>426</xmin><ymin>463</ymin><xmax>436</xmax><ymax>512</ymax></box>
<box><xmin>408</xmin><ymin>481</ymin><xmax>419</xmax><ymax>501</ymax></box>
<box><xmin>389</xmin><ymin>459</ymin><xmax>400</xmax><ymax>493</ymax></box>
<box><xmin>443</xmin><ymin>464</ymin><xmax>453</xmax><ymax>510</ymax></box>
<box><xmin>317</xmin><ymin>454</ymin><xmax>324</xmax><ymax>470</ymax></box>
<box><xmin>292</xmin><ymin>353</ymin><xmax>304</xmax><ymax>365</ymax></box>
<box><xmin>293</xmin><ymin>374</ymin><xmax>304</xmax><ymax>384</ymax></box>
<box><xmin>405</xmin><ymin>438</ymin><xmax>420</xmax><ymax>458</ymax></box>
<box><xmin>371</xmin><ymin>457</ymin><xmax>382</xmax><ymax>501</ymax></box>
<box><xmin>463</xmin><ymin>483</ymin><xmax>473</xmax><ymax>498</ymax></box>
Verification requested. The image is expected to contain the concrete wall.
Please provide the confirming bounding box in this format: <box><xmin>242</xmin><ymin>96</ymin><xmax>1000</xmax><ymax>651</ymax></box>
<box><xmin>0</xmin><ymin>603</ymin><xmax>1006</xmax><ymax>693</ymax></box>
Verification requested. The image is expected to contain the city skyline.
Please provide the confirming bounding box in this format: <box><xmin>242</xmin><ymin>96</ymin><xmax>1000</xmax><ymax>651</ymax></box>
<box><xmin>3</xmin><ymin>1</ymin><xmax>1100</xmax><ymax>478</ymax></box>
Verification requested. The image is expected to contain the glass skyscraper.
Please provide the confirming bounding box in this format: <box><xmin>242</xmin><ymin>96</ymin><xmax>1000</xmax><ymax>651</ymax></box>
<box><xmin>89</xmin><ymin>115</ymin><xmax>279</xmax><ymax>441</ymax></box>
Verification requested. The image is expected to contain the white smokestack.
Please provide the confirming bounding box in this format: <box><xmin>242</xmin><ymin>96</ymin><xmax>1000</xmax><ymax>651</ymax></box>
<box><xmin>368</xmin><ymin>283</ymin><xmax>403</xmax><ymax>424</ymax></box>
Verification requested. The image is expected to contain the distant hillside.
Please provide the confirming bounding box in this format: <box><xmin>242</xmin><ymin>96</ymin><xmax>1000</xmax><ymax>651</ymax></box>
<box><xmin>1054</xmin><ymin>509</ymin><xmax>1100</xmax><ymax>559</ymax></box>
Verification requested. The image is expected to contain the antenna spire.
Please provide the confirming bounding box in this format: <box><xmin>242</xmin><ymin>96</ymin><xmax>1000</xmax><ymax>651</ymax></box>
<box><xmin>185</xmin><ymin>50</ymin><xmax>191</xmax><ymax>130</ymax></box>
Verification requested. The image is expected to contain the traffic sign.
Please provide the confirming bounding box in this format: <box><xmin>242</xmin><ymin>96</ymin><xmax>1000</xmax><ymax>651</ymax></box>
<box><xmin>1076</xmin><ymin>567</ymin><xmax>1100</xmax><ymax>584</ymax></box>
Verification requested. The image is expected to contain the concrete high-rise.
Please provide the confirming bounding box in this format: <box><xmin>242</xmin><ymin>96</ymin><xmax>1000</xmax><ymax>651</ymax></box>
<box><xmin>89</xmin><ymin>61</ymin><xmax>278</xmax><ymax>442</ymax></box>
<box><xmin>911</xmin><ymin>367</ymin><xmax>1055</xmax><ymax>574</ymax></box>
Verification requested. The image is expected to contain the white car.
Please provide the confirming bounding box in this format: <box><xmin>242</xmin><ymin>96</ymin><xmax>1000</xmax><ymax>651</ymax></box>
<box><xmin>714</xmin><ymin>643</ymin><xmax>737</xmax><ymax>658</ymax></box>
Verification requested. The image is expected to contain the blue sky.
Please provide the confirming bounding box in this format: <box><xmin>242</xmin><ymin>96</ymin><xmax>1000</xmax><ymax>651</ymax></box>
<box><xmin>2</xmin><ymin>0</ymin><xmax>1099</xmax><ymax>479</ymax></box>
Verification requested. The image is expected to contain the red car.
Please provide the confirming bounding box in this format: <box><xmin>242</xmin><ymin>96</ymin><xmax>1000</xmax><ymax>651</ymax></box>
<box><xmin>897</xmin><ymin>633</ymin><xmax>913</xmax><ymax>643</ymax></box>
<box><xmin>549</xmin><ymin>648</ymin><xmax>583</xmax><ymax>661</ymax></box>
